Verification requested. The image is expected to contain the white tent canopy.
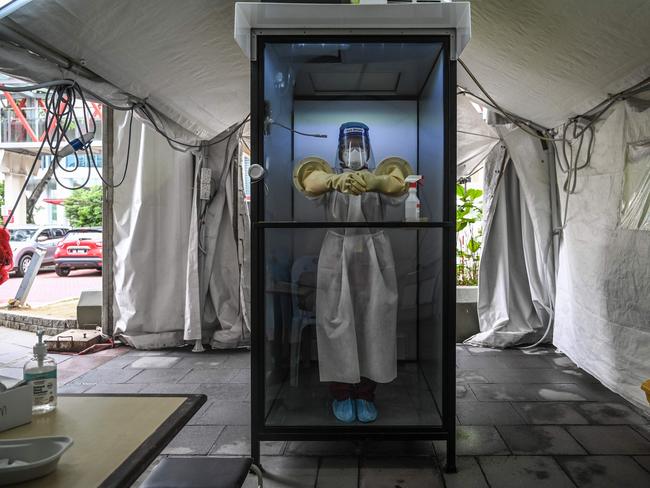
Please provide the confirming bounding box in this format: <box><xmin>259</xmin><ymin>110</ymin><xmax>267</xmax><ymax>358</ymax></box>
<box><xmin>0</xmin><ymin>0</ymin><xmax>648</xmax><ymax>408</ymax></box>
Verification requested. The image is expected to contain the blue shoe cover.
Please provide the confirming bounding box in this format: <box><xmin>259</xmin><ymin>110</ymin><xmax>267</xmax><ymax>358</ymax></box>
<box><xmin>332</xmin><ymin>398</ymin><xmax>355</xmax><ymax>423</ymax></box>
<box><xmin>356</xmin><ymin>399</ymin><xmax>378</xmax><ymax>423</ymax></box>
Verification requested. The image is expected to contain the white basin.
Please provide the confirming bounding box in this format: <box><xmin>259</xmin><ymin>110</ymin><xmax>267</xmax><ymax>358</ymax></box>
<box><xmin>0</xmin><ymin>436</ymin><xmax>73</xmax><ymax>485</ymax></box>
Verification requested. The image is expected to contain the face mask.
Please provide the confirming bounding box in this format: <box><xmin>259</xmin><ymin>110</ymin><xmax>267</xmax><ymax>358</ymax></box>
<box><xmin>344</xmin><ymin>148</ymin><xmax>366</xmax><ymax>170</ymax></box>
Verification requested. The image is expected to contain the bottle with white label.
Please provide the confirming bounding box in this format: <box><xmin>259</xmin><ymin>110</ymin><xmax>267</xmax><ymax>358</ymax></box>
<box><xmin>405</xmin><ymin>175</ymin><xmax>423</xmax><ymax>221</ymax></box>
<box><xmin>23</xmin><ymin>329</ymin><xmax>57</xmax><ymax>414</ymax></box>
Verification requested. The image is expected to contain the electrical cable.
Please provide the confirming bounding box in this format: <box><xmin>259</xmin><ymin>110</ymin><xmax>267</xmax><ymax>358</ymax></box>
<box><xmin>1</xmin><ymin>79</ymin><xmax>136</xmax><ymax>229</ymax></box>
<box><xmin>269</xmin><ymin>120</ymin><xmax>328</xmax><ymax>138</ymax></box>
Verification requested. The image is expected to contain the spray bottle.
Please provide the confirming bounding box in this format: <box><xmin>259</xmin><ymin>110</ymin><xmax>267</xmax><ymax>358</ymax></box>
<box><xmin>405</xmin><ymin>175</ymin><xmax>423</xmax><ymax>221</ymax></box>
<box><xmin>23</xmin><ymin>329</ymin><xmax>57</xmax><ymax>414</ymax></box>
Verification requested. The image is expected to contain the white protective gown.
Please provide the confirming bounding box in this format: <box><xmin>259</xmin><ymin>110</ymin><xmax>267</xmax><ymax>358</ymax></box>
<box><xmin>314</xmin><ymin>171</ymin><xmax>406</xmax><ymax>384</ymax></box>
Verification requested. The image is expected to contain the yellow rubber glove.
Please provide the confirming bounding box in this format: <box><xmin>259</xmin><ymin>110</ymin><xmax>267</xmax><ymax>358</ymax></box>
<box><xmin>359</xmin><ymin>168</ymin><xmax>407</xmax><ymax>195</ymax></box>
<box><xmin>303</xmin><ymin>170</ymin><xmax>367</xmax><ymax>196</ymax></box>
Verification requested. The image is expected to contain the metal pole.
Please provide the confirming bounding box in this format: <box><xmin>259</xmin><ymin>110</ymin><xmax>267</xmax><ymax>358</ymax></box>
<box><xmin>101</xmin><ymin>107</ymin><xmax>114</xmax><ymax>335</ymax></box>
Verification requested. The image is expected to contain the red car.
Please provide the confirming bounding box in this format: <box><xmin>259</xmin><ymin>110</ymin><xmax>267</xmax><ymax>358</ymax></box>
<box><xmin>54</xmin><ymin>228</ymin><xmax>103</xmax><ymax>277</ymax></box>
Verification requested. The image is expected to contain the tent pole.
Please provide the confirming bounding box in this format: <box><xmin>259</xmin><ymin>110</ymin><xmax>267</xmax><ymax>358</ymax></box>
<box><xmin>102</xmin><ymin>107</ymin><xmax>115</xmax><ymax>336</ymax></box>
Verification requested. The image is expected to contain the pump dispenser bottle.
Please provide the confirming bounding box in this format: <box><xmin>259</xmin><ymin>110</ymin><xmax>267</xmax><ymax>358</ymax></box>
<box><xmin>23</xmin><ymin>329</ymin><xmax>57</xmax><ymax>414</ymax></box>
<box><xmin>405</xmin><ymin>175</ymin><xmax>423</xmax><ymax>221</ymax></box>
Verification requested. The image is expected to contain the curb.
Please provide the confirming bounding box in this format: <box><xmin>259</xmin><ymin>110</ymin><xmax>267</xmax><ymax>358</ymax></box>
<box><xmin>0</xmin><ymin>310</ymin><xmax>77</xmax><ymax>336</ymax></box>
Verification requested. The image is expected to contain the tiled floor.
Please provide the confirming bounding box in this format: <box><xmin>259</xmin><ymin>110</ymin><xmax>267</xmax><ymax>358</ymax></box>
<box><xmin>1</xmin><ymin>328</ymin><xmax>649</xmax><ymax>487</ymax></box>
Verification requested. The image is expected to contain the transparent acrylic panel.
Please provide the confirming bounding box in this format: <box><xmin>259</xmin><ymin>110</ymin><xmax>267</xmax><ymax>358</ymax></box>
<box><xmin>262</xmin><ymin>227</ymin><xmax>444</xmax><ymax>427</ymax></box>
<box><xmin>262</xmin><ymin>41</ymin><xmax>445</xmax><ymax>223</ymax></box>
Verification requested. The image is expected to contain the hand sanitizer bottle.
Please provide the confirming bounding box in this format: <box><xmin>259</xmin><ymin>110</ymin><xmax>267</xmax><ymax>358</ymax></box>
<box><xmin>23</xmin><ymin>329</ymin><xmax>57</xmax><ymax>414</ymax></box>
<box><xmin>405</xmin><ymin>175</ymin><xmax>423</xmax><ymax>221</ymax></box>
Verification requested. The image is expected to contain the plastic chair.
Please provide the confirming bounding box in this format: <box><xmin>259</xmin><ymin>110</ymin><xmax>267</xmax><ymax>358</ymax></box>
<box><xmin>289</xmin><ymin>255</ymin><xmax>318</xmax><ymax>387</ymax></box>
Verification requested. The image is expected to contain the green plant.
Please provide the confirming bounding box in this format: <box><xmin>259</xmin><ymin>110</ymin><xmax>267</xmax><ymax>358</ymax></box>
<box><xmin>64</xmin><ymin>185</ymin><xmax>103</xmax><ymax>227</ymax></box>
<box><xmin>456</xmin><ymin>183</ymin><xmax>483</xmax><ymax>286</ymax></box>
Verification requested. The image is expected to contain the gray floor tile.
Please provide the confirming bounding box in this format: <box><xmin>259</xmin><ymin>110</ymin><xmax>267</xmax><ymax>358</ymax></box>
<box><xmin>129</xmin><ymin>356</ymin><xmax>180</xmax><ymax>368</ymax></box>
<box><xmin>178</xmin><ymin>368</ymin><xmax>238</xmax><ymax>384</ymax></box>
<box><xmin>633</xmin><ymin>424</ymin><xmax>650</xmax><ymax>441</ymax></box>
<box><xmin>138</xmin><ymin>383</ymin><xmax>200</xmax><ymax>394</ymax></box>
<box><xmin>457</xmin><ymin>401</ymin><xmax>526</xmax><ymax>425</ymax></box>
<box><xmin>363</xmin><ymin>441</ymin><xmax>434</xmax><ymax>456</ymax></box>
<box><xmin>435</xmin><ymin>426</ymin><xmax>510</xmax><ymax>458</ymax></box>
<box><xmin>58</xmin><ymin>383</ymin><xmax>92</xmax><ymax>394</ymax></box>
<box><xmin>162</xmin><ymin>425</ymin><xmax>224</xmax><ymax>455</ymax></box>
<box><xmin>550</xmin><ymin>356</ymin><xmax>579</xmax><ymax>368</ymax></box>
<box><xmin>520</xmin><ymin>346</ymin><xmax>561</xmax><ymax>356</ymax></box>
<box><xmin>458</xmin><ymin>355</ymin><xmax>553</xmax><ymax>370</ymax></box>
<box><xmin>442</xmin><ymin>456</ymin><xmax>489</xmax><ymax>488</ymax></box>
<box><xmin>255</xmin><ymin>456</ymin><xmax>318</xmax><ymax>488</ymax></box>
<box><xmin>512</xmin><ymin>402</ymin><xmax>589</xmax><ymax>424</ymax></box>
<box><xmin>208</xmin><ymin>425</ymin><xmax>284</xmax><ymax>456</ymax></box>
<box><xmin>567</xmin><ymin>426</ymin><xmax>650</xmax><ymax>454</ymax></box>
<box><xmin>186</xmin><ymin>400</ymin><xmax>214</xmax><ymax>425</ymax></box>
<box><xmin>479</xmin><ymin>456</ymin><xmax>575</xmax><ymax>487</ymax></box>
<box><xmin>576</xmin><ymin>403</ymin><xmax>648</xmax><ymax>425</ymax></box>
<box><xmin>285</xmin><ymin>441</ymin><xmax>357</xmax><ymax>457</ymax></box>
<box><xmin>456</xmin><ymin>384</ymin><xmax>478</xmax><ymax>402</ymax></box>
<box><xmin>127</xmin><ymin>368</ymin><xmax>191</xmax><ymax>383</ymax></box>
<box><xmin>567</xmin><ymin>382</ymin><xmax>624</xmax><ymax>402</ymax></box>
<box><xmin>316</xmin><ymin>457</ymin><xmax>357</xmax><ymax>488</ymax></box>
<box><xmin>172</xmin><ymin>356</ymin><xmax>230</xmax><ymax>369</ymax></box>
<box><xmin>498</xmin><ymin>425</ymin><xmax>586</xmax><ymax>454</ymax></box>
<box><xmin>127</xmin><ymin>350</ymin><xmax>169</xmax><ymax>356</ymax></box>
<box><xmin>482</xmin><ymin>368</ymin><xmax>597</xmax><ymax>384</ymax></box>
<box><xmin>72</xmin><ymin>368</ymin><xmax>142</xmax><ymax>384</ymax></box>
<box><xmin>222</xmin><ymin>352</ymin><xmax>251</xmax><ymax>369</ymax></box>
<box><xmin>634</xmin><ymin>455</ymin><xmax>650</xmax><ymax>472</ymax></box>
<box><xmin>94</xmin><ymin>355</ymin><xmax>136</xmax><ymax>369</ymax></box>
<box><xmin>196</xmin><ymin>383</ymin><xmax>250</xmax><ymax>401</ymax></box>
<box><xmin>456</xmin><ymin>370</ymin><xmax>489</xmax><ymax>383</ymax></box>
<box><xmin>196</xmin><ymin>400</ymin><xmax>250</xmax><ymax>425</ymax></box>
<box><xmin>557</xmin><ymin>455</ymin><xmax>650</xmax><ymax>487</ymax></box>
<box><xmin>360</xmin><ymin>457</ymin><xmax>444</xmax><ymax>488</ymax></box>
<box><xmin>229</xmin><ymin>369</ymin><xmax>251</xmax><ymax>383</ymax></box>
<box><xmin>85</xmin><ymin>383</ymin><xmax>144</xmax><ymax>394</ymax></box>
<box><xmin>470</xmin><ymin>383</ymin><xmax>590</xmax><ymax>402</ymax></box>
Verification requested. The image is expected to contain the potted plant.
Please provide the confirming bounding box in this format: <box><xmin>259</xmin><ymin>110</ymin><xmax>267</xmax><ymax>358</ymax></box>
<box><xmin>456</xmin><ymin>183</ymin><xmax>483</xmax><ymax>341</ymax></box>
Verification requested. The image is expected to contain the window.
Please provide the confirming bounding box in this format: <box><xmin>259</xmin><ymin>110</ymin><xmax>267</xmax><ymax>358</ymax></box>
<box><xmin>63</xmin><ymin>230</ymin><xmax>101</xmax><ymax>242</ymax></box>
<box><xmin>8</xmin><ymin>228</ymin><xmax>36</xmax><ymax>242</ymax></box>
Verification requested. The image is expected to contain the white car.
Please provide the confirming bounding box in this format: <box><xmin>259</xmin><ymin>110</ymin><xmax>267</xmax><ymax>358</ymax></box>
<box><xmin>8</xmin><ymin>225</ymin><xmax>70</xmax><ymax>277</ymax></box>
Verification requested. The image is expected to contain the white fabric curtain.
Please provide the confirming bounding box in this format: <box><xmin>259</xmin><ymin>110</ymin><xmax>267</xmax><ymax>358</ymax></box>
<box><xmin>467</xmin><ymin>127</ymin><xmax>555</xmax><ymax>347</ymax></box>
<box><xmin>189</xmin><ymin>130</ymin><xmax>251</xmax><ymax>349</ymax></box>
<box><xmin>554</xmin><ymin>101</ymin><xmax>650</xmax><ymax>409</ymax></box>
<box><xmin>113</xmin><ymin>112</ymin><xmax>199</xmax><ymax>348</ymax></box>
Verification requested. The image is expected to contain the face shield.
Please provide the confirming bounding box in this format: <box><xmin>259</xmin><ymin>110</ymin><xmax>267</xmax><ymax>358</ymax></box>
<box><xmin>337</xmin><ymin>122</ymin><xmax>374</xmax><ymax>171</ymax></box>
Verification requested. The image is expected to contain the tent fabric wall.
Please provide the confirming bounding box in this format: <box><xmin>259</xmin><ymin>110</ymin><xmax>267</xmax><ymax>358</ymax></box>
<box><xmin>193</xmin><ymin>129</ymin><xmax>251</xmax><ymax>349</ymax></box>
<box><xmin>113</xmin><ymin>112</ymin><xmax>198</xmax><ymax>348</ymax></box>
<box><xmin>467</xmin><ymin>128</ymin><xmax>555</xmax><ymax>347</ymax></box>
<box><xmin>114</xmin><ymin>113</ymin><xmax>250</xmax><ymax>350</ymax></box>
<box><xmin>457</xmin><ymin>95</ymin><xmax>500</xmax><ymax>178</ymax></box>
<box><xmin>553</xmin><ymin>101</ymin><xmax>650</xmax><ymax>409</ymax></box>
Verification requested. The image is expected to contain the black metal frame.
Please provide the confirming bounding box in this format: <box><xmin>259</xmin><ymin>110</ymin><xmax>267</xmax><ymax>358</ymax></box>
<box><xmin>250</xmin><ymin>34</ymin><xmax>456</xmax><ymax>472</ymax></box>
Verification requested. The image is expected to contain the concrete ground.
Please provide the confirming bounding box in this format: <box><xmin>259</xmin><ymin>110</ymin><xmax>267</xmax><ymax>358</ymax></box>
<box><xmin>0</xmin><ymin>269</ymin><xmax>102</xmax><ymax>306</ymax></box>
<box><xmin>1</xmin><ymin>326</ymin><xmax>649</xmax><ymax>487</ymax></box>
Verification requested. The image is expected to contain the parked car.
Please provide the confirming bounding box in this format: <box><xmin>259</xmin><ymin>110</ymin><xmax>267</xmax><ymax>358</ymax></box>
<box><xmin>54</xmin><ymin>228</ymin><xmax>102</xmax><ymax>277</ymax></box>
<box><xmin>8</xmin><ymin>225</ymin><xmax>70</xmax><ymax>277</ymax></box>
